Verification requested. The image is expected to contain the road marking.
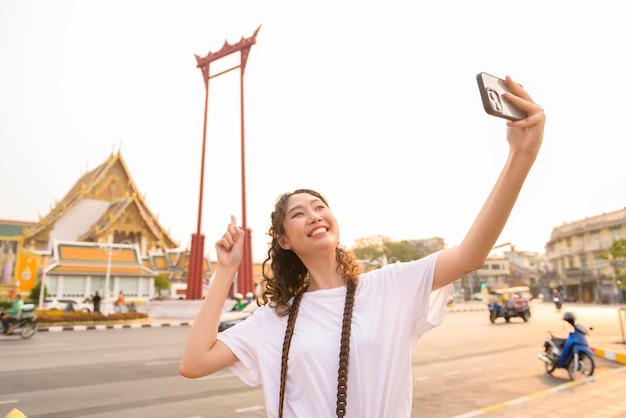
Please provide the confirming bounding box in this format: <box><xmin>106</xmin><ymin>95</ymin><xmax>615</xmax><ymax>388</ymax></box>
<box><xmin>451</xmin><ymin>368</ymin><xmax>625</xmax><ymax>417</ymax></box>
<box><xmin>235</xmin><ymin>405</ymin><xmax>265</xmax><ymax>413</ymax></box>
<box><xmin>0</xmin><ymin>400</ymin><xmax>18</xmax><ymax>406</ymax></box>
<box><xmin>144</xmin><ymin>360</ymin><xmax>181</xmax><ymax>366</ymax></box>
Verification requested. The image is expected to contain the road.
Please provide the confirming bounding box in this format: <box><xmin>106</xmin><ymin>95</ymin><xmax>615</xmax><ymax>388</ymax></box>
<box><xmin>0</xmin><ymin>302</ymin><xmax>622</xmax><ymax>417</ymax></box>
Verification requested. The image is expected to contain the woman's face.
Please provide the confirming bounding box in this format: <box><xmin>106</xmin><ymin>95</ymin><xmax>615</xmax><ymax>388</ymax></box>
<box><xmin>278</xmin><ymin>192</ymin><xmax>340</xmax><ymax>256</ymax></box>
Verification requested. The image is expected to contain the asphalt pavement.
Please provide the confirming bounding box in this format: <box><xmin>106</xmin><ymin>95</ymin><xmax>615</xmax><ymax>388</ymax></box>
<box><xmin>34</xmin><ymin>301</ymin><xmax>626</xmax><ymax>417</ymax></box>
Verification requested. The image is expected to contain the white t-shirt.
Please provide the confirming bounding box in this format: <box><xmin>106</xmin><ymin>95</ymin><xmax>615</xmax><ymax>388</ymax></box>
<box><xmin>217</xmin><ymin>251</ymin><xmax>451</xmax><ymax>417</ymax></box>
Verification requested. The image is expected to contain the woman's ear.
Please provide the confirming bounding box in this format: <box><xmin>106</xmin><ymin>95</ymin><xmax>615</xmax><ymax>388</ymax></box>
<box><xmin>278</xmin><ymin>235</ymin><xmax>291</xmax><ymax>250</ymax></box>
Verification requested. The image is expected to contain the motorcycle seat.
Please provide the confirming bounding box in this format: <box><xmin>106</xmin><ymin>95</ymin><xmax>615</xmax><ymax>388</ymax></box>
<box><xmin>551</xmin><ymin>336</ymin><xmax>566</xmax><ymax>348</ymax></box>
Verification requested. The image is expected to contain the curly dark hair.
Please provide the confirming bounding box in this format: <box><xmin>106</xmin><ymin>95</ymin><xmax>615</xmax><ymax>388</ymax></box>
<box><xmin>259</xmin><ymin>189</ymin><xmax>362</xmax><ymax>316</ymax></box>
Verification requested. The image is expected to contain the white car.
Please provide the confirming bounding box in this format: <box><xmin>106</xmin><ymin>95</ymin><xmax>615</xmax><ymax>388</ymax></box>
<box><xmin>218</xmin><ymin>302</ymin><xmax>259</xmax><ymax>332</ymax></box>
<box><xmin>40</xmin><ymin>298</ymin><xmax>93</xmax><ymax>313</ymax></box>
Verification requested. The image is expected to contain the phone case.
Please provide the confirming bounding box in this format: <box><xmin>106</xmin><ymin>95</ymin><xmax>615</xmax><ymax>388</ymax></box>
<box><xmin>476</xmin><ymin>72</ymin><xmax>526</xmax><ymax>121</ymax></box>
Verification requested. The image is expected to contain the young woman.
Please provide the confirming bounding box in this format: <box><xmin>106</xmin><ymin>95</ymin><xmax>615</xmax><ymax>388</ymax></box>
<box><xmin>180</xmin><ymin>75</ymin><xmax>545</xmax><ymax>417</ymax></box>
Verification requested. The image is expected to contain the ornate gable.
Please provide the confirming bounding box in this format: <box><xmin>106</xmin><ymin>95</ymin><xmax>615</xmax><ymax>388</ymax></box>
<box><xmin>23</xmin><ymin>151</ymin><xmax>179</xmax><ymax>252</ymax></box>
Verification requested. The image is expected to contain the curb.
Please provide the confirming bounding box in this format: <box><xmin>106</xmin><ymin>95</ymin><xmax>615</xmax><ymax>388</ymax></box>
<box><xmin>37</xmin><ymin>321</ymin><xmax>192</xmax><ymax>332</ymax></box>
<box><xmin>446</xmin><ymin>306</ymin><xmax>488</xmax><ymax>313</ymax></box>
<box><xmin>590</xmin><ymin>347</ymin><xmax>626</xmax><ymax>365</ymax></box>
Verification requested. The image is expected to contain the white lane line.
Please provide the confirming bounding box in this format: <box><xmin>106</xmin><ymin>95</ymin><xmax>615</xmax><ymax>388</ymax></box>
<box><xmin>235</xmin><ymin>405</ymin><xmax>265</xmax><ymax>413</ymax></box>
<box><xmin>0</xmin><ymin>400</ymin><xmax>18</xmax><ymax>405</ymax></box>
<box><xmin>144</xmin><ymin>360</ymin><xmax>181</xmax><ymax>366</ymax></box>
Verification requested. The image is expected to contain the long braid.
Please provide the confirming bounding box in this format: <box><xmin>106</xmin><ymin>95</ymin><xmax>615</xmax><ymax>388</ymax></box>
<box><xmin>278</xmin><ymin>289</ymin><xmax>306</xmax><ymax>418</ymax></box>
<box><xmin>336</xmin><ymin>283</ymin><xmax>356</xmax><ymax>418</ymax></box>
<box><xmin>277</xmin><ymin>284</ymin><xmax>356</xmax><ymax>418</ymax></box>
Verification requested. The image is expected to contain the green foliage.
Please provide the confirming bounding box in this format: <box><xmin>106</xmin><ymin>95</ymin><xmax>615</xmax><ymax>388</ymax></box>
<box><xmin>382</xmin><ymin>240</ymin><xmax>421</xmax><ymax>262</ymax></box>
<box><xmin>602</xmin><ymin>238</ymin><xmax>626</xmax><ymax>290</ymax></box>
<box><xmin>29</xmin><ymin>281</ymin><xmax>48</xmax><ymax>302</ymax></box>
<box><xmin>154</xmin><ymin>275</ymin><xmax>171</xmax><ymax>292</ymax></box>
<box><xmin>351</xmin><ymin>235</ymin><xmax>389</xmax><ymax>261</ymax></box>
<box><xmin>351</xmin><ymin>235</ymin><xmax>422</xmax><ymax>264</ymax></box>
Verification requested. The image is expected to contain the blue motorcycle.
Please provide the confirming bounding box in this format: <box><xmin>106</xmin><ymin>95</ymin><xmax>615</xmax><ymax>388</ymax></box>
<box><xmin>537</xmin><ymin>311</ymin><xmax>595</xmax><ymax>380</ymax></box>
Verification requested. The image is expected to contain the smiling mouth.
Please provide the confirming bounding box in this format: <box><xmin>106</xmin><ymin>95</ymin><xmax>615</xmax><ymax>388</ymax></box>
<box><xmin>309</xmin><ymin>227</ymin><xmax>327</xmax><ymax>237</ymax></box>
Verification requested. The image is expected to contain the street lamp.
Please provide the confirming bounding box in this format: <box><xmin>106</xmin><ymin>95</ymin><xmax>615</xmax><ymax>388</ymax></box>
<box><xmin>98</xmin><ymin>236</ymin><xmax>114</xmax><ymax>316</ymax></box>
<box><xmin>97</xmin><ymin>237</ymin><xmax>132</xmax><ymax>316</ymax></box>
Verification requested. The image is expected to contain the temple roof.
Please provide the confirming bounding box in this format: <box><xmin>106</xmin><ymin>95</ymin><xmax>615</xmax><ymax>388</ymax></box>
<box><xmin>45</xmin><ymin>240</ymin><xmax>154</xmax><ymax>277</ymax></box>
<box><xmin>23</xmin><ymin>151</ymin><xmax>179</xmax><ymax>249</ymax></box>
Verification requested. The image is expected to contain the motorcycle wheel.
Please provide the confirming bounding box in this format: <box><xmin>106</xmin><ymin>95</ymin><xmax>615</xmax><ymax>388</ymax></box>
<box><xmin>19</xmin><ymin>323</ymin><xmax>36</xmax><ymax>339</ymax></box>
<box><xmin>521</xmin><ymin>311</ymin><xmax>530</xmax><ymax>322</ymax></box>
<box><xmin>544</xmin><ymin>359</ymin><xmax>556</xmax><ymax>374</ymax></box>
<box><xmin>489</xmin><ymin>311</ymin><xmax>497</xmax><ymax>324</ymax></box>
<box><xmin>567</xmin><ymin>352</ymin><xmax>595</xmax><ymax>380</ymax></box>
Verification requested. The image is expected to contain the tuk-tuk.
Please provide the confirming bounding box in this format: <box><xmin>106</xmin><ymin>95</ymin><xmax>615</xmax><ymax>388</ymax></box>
<box><xmin>488</xmin><ymin>286</ymin><xmax>532</xmax><ymax>323</ymax></box>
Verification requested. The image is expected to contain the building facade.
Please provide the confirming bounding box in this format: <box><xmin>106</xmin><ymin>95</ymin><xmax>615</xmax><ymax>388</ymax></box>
<box><xmin>545</xmin><ymin>208</ymin><xmax>626</xmax><ymax>304</ymax></box>
<box><xmin>458</xmin><ymin>243</ymin><xmax>545</xmax><ymax>300</ymax></box>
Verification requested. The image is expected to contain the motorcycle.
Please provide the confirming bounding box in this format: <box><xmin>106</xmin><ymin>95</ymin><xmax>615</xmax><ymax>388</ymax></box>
<box><xmin>537</xmin><ymin>311</ymin><xmax>595</xmax><ymax>380</ymax></box>
<box><xmin>0</xmin><ymin>304</ymin><xmax>37</xmax><ymax>339</ymax></box>
<box><xmin>552</xmin><ymin>295</ymin><xmax>562</xmax><ymax>311</ymax></box>
<box><xmin>488</xmin><ymin>287</ymin><xmax>532</xmax><ymax>324</ymax></box>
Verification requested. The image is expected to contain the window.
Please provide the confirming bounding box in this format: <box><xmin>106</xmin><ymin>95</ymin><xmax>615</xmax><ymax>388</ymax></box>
<box><xmin>580</xmin><ymin>256</ymin><xmax>588</xmax><ymax>270</ymax></box>
<box><xmin>591</xmin><ymin>230</ymin><xmax>601</xmax><ymax>242</ymax></box>
<box><xmin>610</xmin><ymin>226</ymin><xmax>622</xmax><ymax>240</ymax></box>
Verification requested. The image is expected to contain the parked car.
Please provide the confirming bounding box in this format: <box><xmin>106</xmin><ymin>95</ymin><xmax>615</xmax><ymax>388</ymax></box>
<box><xmin>218</xmin><ymin>302</ymin><xmax>259</xmax><ymax>332</ymax></box>
<box><xmin>40</xmin><ymin>298</ymin><xmax>93</xmax><ymax>313</ymax></box>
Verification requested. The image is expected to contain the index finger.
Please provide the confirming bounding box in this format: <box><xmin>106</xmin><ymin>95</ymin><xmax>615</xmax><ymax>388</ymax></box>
<box><xmin>504</xmin><ymin>75</ymin><xmax>534</xmax><ymax>103</ymax></box>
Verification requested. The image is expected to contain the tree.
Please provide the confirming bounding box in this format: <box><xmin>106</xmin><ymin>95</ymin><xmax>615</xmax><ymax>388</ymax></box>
<box><xmin>154</xmin><ymin>275</ymin><xmax>171</xmax><ymax>293</ymax></box>
<box><xmin>602</xmin><ymin>238</ymin><xmax>626</xmax><ymax>301</ymax></box>
<box><xmin>351</xmin><ymin>235</ymin><xmax>389</xmax><ymax>262</ymax></box>
<box><xmin>351</xmin><ymin>235</ymin><xmax>422</xmax><ymax>266</ymax></box>
<box><xmin>29</xmin><ymin>281</ymin><xmax>48</xmax><ymax>303</ymax></box>
<box><xmin>383</xmin><ymin>240</ymin><xmax>422</xmax><ymax>262</ymax></box>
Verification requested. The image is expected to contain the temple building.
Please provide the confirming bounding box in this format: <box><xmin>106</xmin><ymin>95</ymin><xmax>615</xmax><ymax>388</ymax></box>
<box><xmin>0</xmin><ymin>151</ymin><xmax>213</xmax><ymax>302</ymax></box>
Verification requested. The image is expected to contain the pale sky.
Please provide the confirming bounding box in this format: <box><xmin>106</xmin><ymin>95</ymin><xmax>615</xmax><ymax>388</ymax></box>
<box><xmin>1</xmin><ymin>1</ymin><xmax>624</xmax><ymax>262</ymax></box>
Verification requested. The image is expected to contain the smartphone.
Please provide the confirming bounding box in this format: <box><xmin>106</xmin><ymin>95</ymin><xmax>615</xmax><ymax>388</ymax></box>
<box><xmin>476</xmin><ymin>72</ymin><xmax>526</xmax><ymax>121</ymax></box>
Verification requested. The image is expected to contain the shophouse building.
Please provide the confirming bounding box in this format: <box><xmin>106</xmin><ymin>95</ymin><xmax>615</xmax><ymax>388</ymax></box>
<box><xmin>545</xmin><ymin>207</ymin><xmax>626</xmax><ymax>304</ymax></box>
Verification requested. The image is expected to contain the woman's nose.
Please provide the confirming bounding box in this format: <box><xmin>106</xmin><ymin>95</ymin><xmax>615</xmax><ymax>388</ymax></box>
<box><xmin>308</xmin><ymin>213</ymin><xmax>322</xmax><ymax>223</ymax></box>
